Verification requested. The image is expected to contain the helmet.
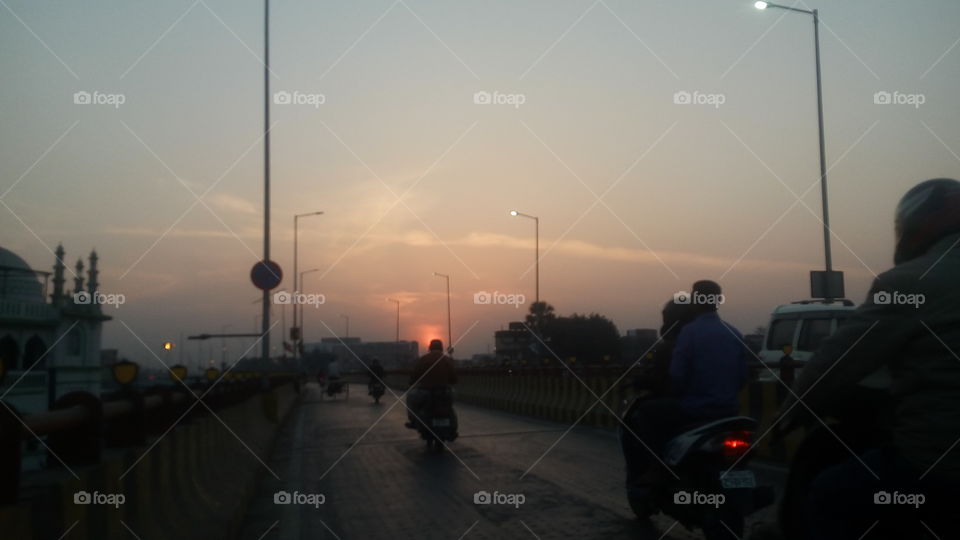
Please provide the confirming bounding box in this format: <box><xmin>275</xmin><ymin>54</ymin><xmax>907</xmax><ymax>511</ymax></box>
<box><xmin>894</xmin><ymin>178</ymin><xmax>960</xmax><ymax>264</ymax></box>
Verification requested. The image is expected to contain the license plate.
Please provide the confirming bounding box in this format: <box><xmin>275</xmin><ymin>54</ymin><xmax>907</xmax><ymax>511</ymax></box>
<box><xmin>720</xmin><ymin>470</ymin><xmax>756</xmax><ymax>489</ymax></box>
<box><xmin>432</xmin><ymin>419</ymin><xmax>451</xmax><ymax>427</ymax></box>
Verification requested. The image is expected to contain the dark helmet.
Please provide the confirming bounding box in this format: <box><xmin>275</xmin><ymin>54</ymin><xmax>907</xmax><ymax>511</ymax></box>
<box><xmin>692</xmin><ymin>280</ymin><xmax>723</xmax><ymax>312</ymax></box>
<box><xmin>661</xmin><ymin>299</ymin><xmax>694</xmax><ymax>339</ymax></box>
<box><xmin>894</xmin><ymin>178</ymin><xmax>960</xmax><ymax>265</ymax></box>
<box><xmin>429</xmin><ymin>339</ymin><xmax>443</xmax><ymax>352</ymax></box>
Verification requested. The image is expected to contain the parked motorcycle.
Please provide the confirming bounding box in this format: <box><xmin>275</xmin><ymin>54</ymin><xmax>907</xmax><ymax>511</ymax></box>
<box><xmin>412</xmin><ymin>386</ymin><xmax>458</xmax><ymax>451</ymax></box>
<box><xmin>619</xmin><ymin>397</ymin><xmax>773</xmax><ymax>539</ymax></box>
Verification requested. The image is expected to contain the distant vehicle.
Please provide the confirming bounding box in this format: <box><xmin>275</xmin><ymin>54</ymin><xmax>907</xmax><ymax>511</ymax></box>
<box><xmin>322</xmin><ymin>377</ymin><xmax>349</xmax><ymax>400</ymax></box>
<box><xmin>757</xmin><ymin>300</ymin><xmax>856</xmax><ymax>379</ymax></box>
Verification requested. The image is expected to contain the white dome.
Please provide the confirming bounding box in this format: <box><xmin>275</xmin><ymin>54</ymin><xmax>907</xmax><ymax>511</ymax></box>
<box><xmin>0</xmin><ymin>247</ymin><xmax>45</xmax><ymax>303</ymax></box>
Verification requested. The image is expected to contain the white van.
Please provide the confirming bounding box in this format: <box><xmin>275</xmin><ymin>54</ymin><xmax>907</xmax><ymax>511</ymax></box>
<box><xmin>756</xmin><ymin>300</ymin><xmax>857</xmax><ymax>379</ymax></box>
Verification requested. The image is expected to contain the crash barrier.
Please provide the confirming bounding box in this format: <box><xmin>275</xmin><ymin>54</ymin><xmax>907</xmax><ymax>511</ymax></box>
<box><xmin>348</xmin><ymin>368</ymin><xmax>799</xmax><ymax>463</ymax></box>
<box><xmin>0</xmin><ymin>372</ymin><xmax>303</xmax><ymax>540</ymax></box>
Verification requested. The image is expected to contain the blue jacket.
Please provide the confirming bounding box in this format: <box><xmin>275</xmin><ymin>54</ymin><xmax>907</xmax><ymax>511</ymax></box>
<box><xmin>670</xmin><ymin>312</ymin><xmax>748</xmax><ymax>417</ymax></box>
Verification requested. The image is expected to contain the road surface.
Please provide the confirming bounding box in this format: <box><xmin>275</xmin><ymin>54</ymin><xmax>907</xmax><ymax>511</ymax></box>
<box><xmin>238</xmin><ymin>384</ymin><xmax>783</xmax><ymax>540</ymax></box>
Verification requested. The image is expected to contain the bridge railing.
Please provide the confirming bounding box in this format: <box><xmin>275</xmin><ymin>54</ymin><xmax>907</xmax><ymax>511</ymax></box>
<box><xmin>350</xmin><ymin>365</ymin><xmax>799</xmax><ymax>462</ymax></box>
<box><xmin>0</xmin><ymin>372</ymin><xmax>303</xmax><ymax>539</ymax></box>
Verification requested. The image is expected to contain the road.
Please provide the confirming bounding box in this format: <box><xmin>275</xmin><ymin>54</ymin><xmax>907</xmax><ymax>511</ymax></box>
<box><xmin>238</xmin><ymin>384</ymin><xmax>784</xmax><ymax>540</ymax></box>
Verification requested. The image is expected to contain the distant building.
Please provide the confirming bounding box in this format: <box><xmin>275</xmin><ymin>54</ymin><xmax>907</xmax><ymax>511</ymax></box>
<box><xmin>620</xmin><ymin>328</ymin><xmax>659</xmax><ymax>362</ymax></box>
<box><xmin>0</xmin><ymin>245</ymin><xmax>112</xmax><ymax>414</ymax></box>
<box><xmin>494</xmin><ymin>322</ymin><xmax>534</xmax><ymax>366</ymax></box>
<box><xmin>304</xmin><ymin>338</ymin><xmax>419</xmax><ymax>371</ymax></box>
<box><xmin>469</xmin><ymin>353</ymin><xmax>496</xmax><ymax>367</ymax></box>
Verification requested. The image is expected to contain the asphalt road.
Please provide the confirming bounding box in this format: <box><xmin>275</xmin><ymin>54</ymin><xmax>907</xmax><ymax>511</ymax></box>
<box><xmin>237</xmin><ymin>384</ymin><xmax>784</xmax><ymax>540</ymax></box>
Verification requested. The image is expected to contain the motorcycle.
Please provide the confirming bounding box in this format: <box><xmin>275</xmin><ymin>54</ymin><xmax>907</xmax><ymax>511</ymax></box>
<box><xmin>412</xmin><ymin>386</ymin><xmax>458</xmax><ymax>451</ymax></box>
<box><xmin>322</xmin><ymin>377</ymin><xmax>349</xmax><ymax>400</ymax></box>
<box><xmin>619</xmin><ymin>396</ymin><xmax>774</xmax><ymax>539</ymax></box>
<box><xmin>772</xmin><ymin>384</ymin><xmax>953</xmax><ymax>540</ymax></box>
<box><xmin>368</xmin><ymin>381</ymin><xmax>385</xmax><ymax>404</ymax></box>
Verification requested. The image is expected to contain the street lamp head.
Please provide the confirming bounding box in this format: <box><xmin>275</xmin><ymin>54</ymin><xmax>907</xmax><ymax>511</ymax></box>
<box><xmin>754</xmin><ymin>1</ymin><xmax>769</xmax><ymax>9</ymax></box>
<box><xmin>510</xmin><ymin>210</ymin><xmax>519</xmax><ymax>216</ymax></box>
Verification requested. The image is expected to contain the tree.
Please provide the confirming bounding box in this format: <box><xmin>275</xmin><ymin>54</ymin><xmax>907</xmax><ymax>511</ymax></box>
<box><xmin>542</xmin><ymin>313</ymin><xmax>620</xmax><ymax>364</ymax></box>
<box><xmin>525</xmin><ymin>301</ymin><xmax>556</xmax><ymax>336</ymax></box>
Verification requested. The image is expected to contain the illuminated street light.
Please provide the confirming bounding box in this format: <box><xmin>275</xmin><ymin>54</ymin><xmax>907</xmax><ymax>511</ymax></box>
<box><xmin>509</xmin><ymin>210</ymin><xmax>540</xmax><ymax>304</ymax></box>
<box><xmin>752</xmin><ymin>2</ymin><xmax>839</xmax><ymax>299</ymax></box>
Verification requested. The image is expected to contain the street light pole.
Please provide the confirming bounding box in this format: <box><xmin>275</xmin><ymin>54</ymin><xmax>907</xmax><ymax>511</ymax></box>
<box><xmin>340</xmin><ymin>313</ymin><xmax>350</xmax><ymax>339</ymax></box>
<box><xmin>387</xmin><ymin>297</ymin><xmax>400</xmax><ymax>366</ymax></box>
<box><xmin>433</xmin><ymin>272</ymin><xmax>452</xmax><ymax>354</ymax></box>
<box><xmin>387</xmin><ymin>298</ymin><xmax>400</xmax><ymax>342</ymax></box>
<box><xmin>299</xmin><ymin>268</ymin><xmax>318</xmax><ymax>348</ymax></box>
<box><xmin>220</xmin><ymin>324</ymin><xmax>232</xmax><ymax>365</ymax></box>
<box><xmin>510</xmin><ymin>210</ymin><xmax>540</xmax><ymax>304</ymax></box>
<box><xmin>754</xmin><ymin>1</ymin><xmax>833</xmax><ymax>274</ymax></box>
<box><xmin>293</xmin><ymin>211</ymin><xmax>323</xmax><ymax>364</ymax></box>
<box><xmin>812</xmin><ymin>8</ymin><xmax>832</xmax><ymax>273</ymax></box>
<box><xmin>261</xmin><ymin>0</ymin><xmax>271</xmax><ymax>362</ymax></box>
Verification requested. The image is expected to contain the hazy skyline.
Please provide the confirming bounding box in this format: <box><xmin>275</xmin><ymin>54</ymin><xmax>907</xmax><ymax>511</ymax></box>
<box><xmin>2</xmin><ymin>0</ymin><xmax>959</xmax><ymax>365</ymax></box>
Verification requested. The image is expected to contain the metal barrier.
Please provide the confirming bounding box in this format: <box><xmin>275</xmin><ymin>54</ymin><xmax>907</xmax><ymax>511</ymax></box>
<box><xmin>0</xmin><ymin>372</ymin><xmax>301</xmax><ymax>507</ymax></box>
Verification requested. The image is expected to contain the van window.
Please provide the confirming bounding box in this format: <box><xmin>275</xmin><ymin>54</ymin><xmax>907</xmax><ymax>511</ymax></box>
<box><xmin>767</xmin><ymin>319</ymin><xmax>798</xmax><ymax>350</ymax></box>
<box><xmin>797</xmin><ymin>318</ymin><xmax>833</xmax><ymax>352</ymax></box>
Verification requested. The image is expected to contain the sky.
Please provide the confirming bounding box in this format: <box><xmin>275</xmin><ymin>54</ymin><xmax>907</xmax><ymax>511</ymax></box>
<box><xmin>2</xmin><ymin>0</ymin><xmax>959</xmax><ymax>368</ymax></box>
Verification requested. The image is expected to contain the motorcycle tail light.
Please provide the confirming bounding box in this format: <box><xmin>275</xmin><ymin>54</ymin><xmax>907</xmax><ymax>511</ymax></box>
<box><xmin>721</xmin><ymin>431</ymin><xmax>752</xmax><ymax>459</ymax></box>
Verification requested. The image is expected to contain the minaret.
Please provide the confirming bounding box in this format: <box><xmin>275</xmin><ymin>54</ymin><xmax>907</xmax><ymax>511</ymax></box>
<box><xmin>51</xmin><ymin>244</ymin><xmax>66</xmax><ymax>305</ymax></box>
<box><xmin>73</xmin><ymin>258</ymin><xmax>84</xmax><ymax>300</ymax></box>
<box><xmin>87</xmin><ymin>250</ymin><xmax>99</xmax><ymax>294</ymax></box>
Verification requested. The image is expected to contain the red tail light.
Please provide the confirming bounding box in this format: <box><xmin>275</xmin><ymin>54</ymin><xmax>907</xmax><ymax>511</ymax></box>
<box><xmin>721</xmin><ymin>432</ymin><xmax>752</xmax><ymax>458</ymax></box>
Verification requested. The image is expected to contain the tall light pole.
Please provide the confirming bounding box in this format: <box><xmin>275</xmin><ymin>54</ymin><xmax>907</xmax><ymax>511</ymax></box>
<box><xmin>220</xmin><ymin>324</ymin><xmax>232</xmax><ymax>366</ymax></box>
<box><xmin>386</xmin><ymin>298</ymin><xmax>400</xmax><ymax>342</ymax></box>
<box><xmin>387</xmin><ymin>298</ymin><xmax>401</xmax><ymax>366</ymax></box>
<box><xmin>293</xmin><ymin>211</ymin><xmax>323</xmax><ymax>362</ymax></box>
<box><xmin>754</xmin><ymin>2</ymin><xmax>834</xmax><ymax>279</ymax></box>
<box><xmin>433</xmin><ymin>272</ymin><xmax>452</xmax><ymax>355</ymax></box>
<box><xmin>260</xmin><ymin>0</ymin><xmax>272</xmax><ymax>361</ymax></box>
<box><xmin>299</xmin><ymin>268</ymin><xmax>319</xmax><ymax>350</ymax></box>
<box><xmin>340</xmin><ymin>313</ymin><xmax>350</xmax><ymax>339</ymax></box>
<box><xmin>510</xmin><ymin>210</ymin><xmax>539</xmax><ymax>304</ymax></box>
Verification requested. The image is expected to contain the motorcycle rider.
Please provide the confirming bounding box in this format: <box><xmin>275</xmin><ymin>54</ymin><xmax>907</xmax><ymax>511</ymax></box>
<box><xmin>368</xmin><ymin>357</ymin><xmax>385</xmax><ymax>394</ymax></box>
<box><xmin>625</xmin><ymin>280</ymin><xmax>747</xmax><ymax>494</ymax></box>
<box><xmin>326</xmin><ymin>358</ymin><xmax>342</xmax><ymax>392</ymax></box>
<box><xmin>780</xmin><ymin>178</ymin><xmax>960</xmax><ymax>538</ymax></box>
<box><xmin>405</xmin><ymin>339</ymin><xmax>457</xmax><ymax>428</ymax></box>
<box><xmin>633</xmin><ymin>297</ymin><xmax>697</xmax><ymax>396</ymax></box>
<box><xmin>623</xmin><ymin>296</ymin><xmax>696</xmax><ymax>497</ymax></box>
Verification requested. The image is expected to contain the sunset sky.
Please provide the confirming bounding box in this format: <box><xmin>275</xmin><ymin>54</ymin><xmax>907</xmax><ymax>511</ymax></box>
<box><xmin>2</xmin><ymin>0</ymin><xmax>959</xmax><ymax>367</ymax></box>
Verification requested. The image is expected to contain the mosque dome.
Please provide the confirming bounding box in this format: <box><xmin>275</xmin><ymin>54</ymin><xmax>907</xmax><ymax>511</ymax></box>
<box><xmin>0</xmin><ymin>246</ymin><xmax>45</xmax><ymax>303</ymax></box>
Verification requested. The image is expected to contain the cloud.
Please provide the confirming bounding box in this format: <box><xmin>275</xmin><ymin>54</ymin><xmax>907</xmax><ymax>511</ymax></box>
<box><xmin>209</xmin><ymin>193</ymin><xmax>258</xmax><ymax>215</ymax></box>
